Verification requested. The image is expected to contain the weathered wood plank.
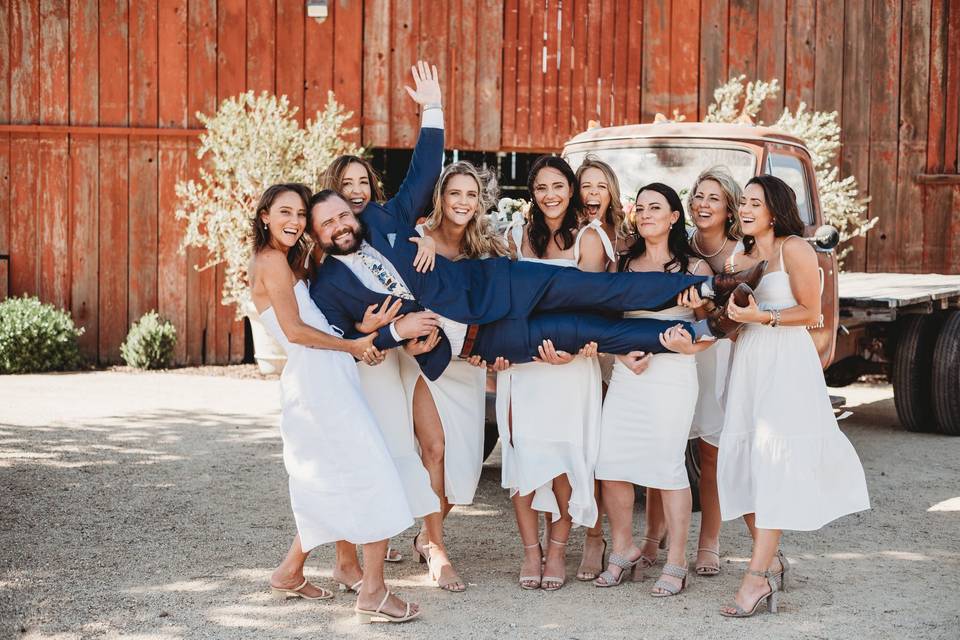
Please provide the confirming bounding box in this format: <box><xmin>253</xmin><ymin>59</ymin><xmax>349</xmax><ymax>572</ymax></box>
<box><xmin>610</xmin><ymin>0</ymin><xmax>630</xmax><ymax>126</ymax></box>
<box><xmin>458</xmin><ymin>0</ymin><xmax>479</xmax><ymax>149</ymax></box>
<box><xmin>187</xmin><ymin>0</ymin><xmax>218</xmax><ymax>365</ymax></box>
<box><xmin>945</xmin><ymin>0</ymin><xmax>960</xmax><ymax>173</ymax></box>
<box><xmin>9</xmin><ymin>0</ymin><xmax>40</xmax><ymax>297</ymax></box>
<box><xmin>304</xmin><ymin>0</ymin><xmax>334</xmax><ymax>120</ymax></box>
<box><xmin>38</xmin><ymin>0</ymin><xmax>69</xmax><ymax>308</ymax></box>
<box><xmin>98</xmin><ymin>0</ymin><xmax>130</xmax><ymax>363</ymax></box>
<box><xmin>583</xmin><ymin>0</ymin><xmax>602</xmax><ymax>126</ymax></box>
<box><xmin>333</xmin><ymin>0</ymin><xmax>363</xmax><ymax>144</ymax></box>
<box><xmin>926</xmin><ymin>0</ymin><xmax>948</xmax><ymax>172</ymax></box>
<box><xmin>0</xmin><ymin>0</ymin><xmax>10</xmax><ymax>262</ymax></box>
<box><xmin>275</xmin><ymin>0</ymin><xmax>305</xmax><ymax>125</ymax></box>
<box><xmin>68</xmin><ymin>0</ymin><xmax>99</xmax><ymax>358</ymax></box>
<box><xmin>670</xmin><ymin>0</ymin><xmax>700</xmax><ymax>121</ymax></box>
<box><xmin>570</xmin><ymin>0</ymin><xmax>589</xmax><ymax>133</ymax></box>
<box><xmin>728</xmin><ymin>0</ymin><xmax>758</xmax><ymax>80</ymax></box>
<box><xmin>894</xmin><ymin>0</ymin><xmax>930</xmax><ymax>272</ymax></box>
<box><xmin>527</xmin><ymin>0</ymin><xmax>546</xmax><ymax>147</ymax></box>
<box><xmin>699</xmin><ymin>0</ymin><xmax>728</xmax><ymax>120</ymax></box>
<box><xmin>623</xmin><ymin>0</ymin><xmax>643</xmax><ymax>124</ymax></box>
<box><xmin>756</xmin><ymin>0</ymin><xmax>786</xmax><ymax>124</ymax></box>
<box><xmin>129</xmin><ymin>0</ymin><xmax>159</xmax><ymax>321</ymax></box>
<box><xmin>501</xmin><ymin>0</ymin><xmax>519</xmax><ymax>147</ymax></box>
<box><xmin>864</xmin><ymin>0</ymin><xmax>902</xmax><ymax>272</ymax></box>
<box><xmin>514</xmin><ymin>0</ymin><xmax>533</xmax><ymax>147</ymax></box>
<box><xmin>539</xmin><ymin>0</ymin><xmax>558</xmax><ymax>147</ymax></box>
<box><xmin>642</xmin><ymin>0</ymin><xmax>670</xmax><ymax>123</ymax></box>
<box><xmin>158</xmin><ymin>0</ymin><xmax>189</xmax><ymax>364</ymax></box>
<box><xmin>838</xmin><ymin>272</ymin><xmax>960</xmax><ymax>306</ymax></box>
<box><xmin>949</xmin><ymin>185</ymin><xmax>960</xmax><ymax>273</ymax></box>
<box><xmin>476</xmin><ymin>0</ymin><xmax>503</xmax><ymax>150</ymax></box>
<box><xmin>363</xmin><ymin>0</ymin><xmax>391</xmax><ymax>147</ymax></box>
<box><xmin>597</xmin><ymin>0</ymin><xmax>616</xmax><ymax>128</ymax></box>
<box><xmin>840</xmin><ymin>0</ymin><xmax>871</xmax><ymax>271</ymax></box>
<box><xmin>784</xmin><ymin>0</ymin><xmax>815</xmax><ymax>110</ymax></box>
<box><xmin>813</xmin><ymin>0</ymin><xmax>843</xmax><ymax>116</ymax></box>
<box><xmin>246</xmin><ymin>0</ymin><xmax>275</xmax><ymax>94</ymax></box>
<box><xmin>390</xmin><ymin>0</ymin><xmax>418</xmax><ymax>147</ymax></box>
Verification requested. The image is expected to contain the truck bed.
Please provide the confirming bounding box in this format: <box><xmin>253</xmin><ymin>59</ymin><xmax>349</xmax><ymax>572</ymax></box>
<box><xmin>839</xmin><ymin>273</ymin><xmax>960</xmax><ymax>322</ymax></box>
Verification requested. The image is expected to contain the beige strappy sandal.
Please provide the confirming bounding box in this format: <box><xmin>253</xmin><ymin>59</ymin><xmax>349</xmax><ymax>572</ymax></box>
<box><xmin>719</xmin><ymin>569</ymin><xmax>780</xmax><ymax>617</ymax></box>
<box><xmin>518</xmin><ymin>542</ymin><xmax>542</xmax><ymax>590</ymax></box>
<box><xmin>337</xmin><ymin>579</ymin><xmax>363</xmax><ymax>593</ymax></box>
<box><xmin>270</xmin><ymin>579</ymin><xmax>334</xmax><ymax>601</ymax></box>
<box><xmin>576</xmin><ymin>534</ymin><xmax>607</xmax><ymax>581</ymax></box>
<box><xmin>651</xmin><ymin>563</ymin><xmax>688</xmax><ymax>597</ymax></box>
<box><xmin>771</xmin><ymin>549</ymin><xmax>790</xmax><ymax>591</ymax></box>
<box><xmin>541</xmin><ymin>538</ymin><xmax>568</xmax><ymax>592</ymax></box>
<box><xmin>593</xmin><ymin>551</ymin><xmax>640</xmax><ymax>588</ymax></box>
<box><xmin>424</xmin><ymin>543</ymin><xmax>466</xmax><ymax>593</ymax></box>
<box><xmin>695</xmin><ymin>547</ymin><xmax>721</xmax><ymax>576</ymax></box>
<box><xmin>355</xmin><ymin>590</ymin><xmax>421</xmax><ymax>624</ymax></box>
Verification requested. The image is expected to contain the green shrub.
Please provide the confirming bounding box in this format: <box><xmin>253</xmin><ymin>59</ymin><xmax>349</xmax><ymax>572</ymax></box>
<box><xmin>0</xmin><ymin>295</ymin><xmax>84</xmax><ymax>374</ymax></box>
<box><xmin>121</xmin><ymin>311</ymin><xmax>178</xmax><ymax>370</ymax></box>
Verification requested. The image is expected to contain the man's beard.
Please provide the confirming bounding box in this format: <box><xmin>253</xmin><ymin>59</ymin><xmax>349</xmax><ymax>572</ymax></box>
<box><xmin>321</xmin><ymin>220</ymin><xmax>365</xmax><ymax>255</ymax></box>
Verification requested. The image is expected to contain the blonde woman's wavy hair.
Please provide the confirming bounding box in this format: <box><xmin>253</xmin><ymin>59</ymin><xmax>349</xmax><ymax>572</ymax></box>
<box><xmin>424</xmin><ymin>161</ymin><xmax>509</xmax><ymax>259</ymax></box>
<box><xmin>687</xmin><ymin>165</ymin><xmax>744</xmax><ymax>241</ymax></box>
<box><xmin>575</xmin><ymin>155</ymin><xmax>626</xmax><ymax>237</ymax></box>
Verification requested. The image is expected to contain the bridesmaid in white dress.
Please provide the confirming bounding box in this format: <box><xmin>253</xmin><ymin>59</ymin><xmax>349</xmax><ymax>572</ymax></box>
<box><xmin>249</xmin><ymin>184</ymin><xmax>420</xmax><ymax>623</ymax></box>
<box><xmin>317</xmin><ymin>63</ymin><xmax>445</xmax><ymax>584</ymax></box>
<box><xmin>571</xmin><ymin>156</ymin><xmax>624</xmax><ymax>582</ymax></box>
<box><xmin>397</xmin><ymin>161</ymin><xmax>511</xmax><ymax>592</ymax></box>
<box><xmin>497</xmin><ymin>156</ymin><xmax>609</xmax><ymax>592</ymax></box>
<box><xmin>593</xmin><ymin>183</ymin><xmax>714</xmax><ymax>597</ymax></box>
<box><xmin>718</xmin><ymin>175</ymin><xmax>869</xmax><ymax>617</ymax></box>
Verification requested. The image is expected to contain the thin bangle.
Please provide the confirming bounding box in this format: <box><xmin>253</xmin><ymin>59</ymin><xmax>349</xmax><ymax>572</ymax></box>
<box><xmin>422</xmin><ymin>103</ymin><xmax>443</xmax><ymax>111</ymax></box>
<box><xmin>767</xmin><ymin>310</ymin><xmax>775</xmax><ymax>325</ymax></box>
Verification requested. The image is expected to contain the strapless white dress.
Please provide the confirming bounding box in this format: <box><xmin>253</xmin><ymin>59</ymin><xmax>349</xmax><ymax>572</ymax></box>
<box><xmin>718</xmin><ymin>264</ymin><xmax>870</xmax><ymax>530</ymax></box>
<box><xmin>595</xmin><ymin>304</ymin><xmax>699</xmax><ymax>489</ymax></box>
<box><xmin>493</xmin><ymin>223</ymin><xmax>606</xmax><ymax>527</ymax></box>
<box><xmin>257</xmin><ymin>281</ymin><xmax>414</xmax><ymax>549</ymax></box>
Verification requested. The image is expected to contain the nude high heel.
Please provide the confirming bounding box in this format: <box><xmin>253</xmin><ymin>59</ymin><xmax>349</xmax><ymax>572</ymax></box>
<box><xmin>518</xmin><ymin>542</ymin><xmax>543</xmax><ymax>590</ymax></box>
<box><xmin>719</xmin><ymin>570</ymin><xmax>780</xmax><ymax>618</ymax></box>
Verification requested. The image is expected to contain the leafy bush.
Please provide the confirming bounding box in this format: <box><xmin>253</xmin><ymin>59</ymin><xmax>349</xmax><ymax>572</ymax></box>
<box><xmin>120</xmin><ymin>311</ymin><xmax>177</xmax><ymax>370</ymax></box>
<box><xmin>0</xmin><ymin>295</ymin><xmax>84</xmax><ymax>374</ymax></box>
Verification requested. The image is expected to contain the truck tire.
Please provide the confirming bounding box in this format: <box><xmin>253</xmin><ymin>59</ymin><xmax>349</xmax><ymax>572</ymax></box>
<box><xmin>891</xmin><ymin>314</ymin><xmax>943</xmax><ymax>432</ymax></box>
<box><xmin>932</xmin><ymin>311</ymin><xmax>960</xmax><ymax>436</ymax></box>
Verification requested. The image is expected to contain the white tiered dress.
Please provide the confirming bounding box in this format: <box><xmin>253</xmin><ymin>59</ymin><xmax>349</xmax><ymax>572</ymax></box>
<box><xmin>394</xmin><ymin>224</ymin><xmax>488</xmax><ymax>506</ymax></box>
<box><xmin>717</xmin><ymin>245</ymin><xmax>870</xmax><ymax>530</ymax></box>
<box><xmin>595</xmin><ymin>301</ymin><xmax>699</xmax><ymax>490</ymax></box>
<box><xmin>258</xmin><ymin>281</ymin><xmax>415</xmax><ymax>549</ymax></box>
<box><xmin>494</xmin><ymin>222</ymin><xmax>611</xmax><ymax>527</ymax></box>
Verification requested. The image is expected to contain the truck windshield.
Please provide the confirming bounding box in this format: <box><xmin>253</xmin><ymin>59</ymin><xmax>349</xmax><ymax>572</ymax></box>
<box><xmin>565</xmin><ymin>146</ymin><xmax>756</xmax><ymax>205</ymax></box>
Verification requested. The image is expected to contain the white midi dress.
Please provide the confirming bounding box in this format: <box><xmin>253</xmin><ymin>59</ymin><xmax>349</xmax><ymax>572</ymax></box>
<box><xmin>357</xmin><ymin>351</ymin><xmax>440</xmax><ymax>518</ymax></box>
<box><xmin>494</xmin><ymin>222</ymin><xmax>611</xmax><ymax>528</ymax></box>
<box><xmin>258</xmin><ymin>281</ymin><xmax>415</xmax><ymax>550</ymax></box>
<box><xmin>595</xmin><ymin>303</ymin><xmax>699</xmax><ymax>490</ymax></box>
<box><xmin>717</xmin><ymin>246</ymin><xmax>870</xmax><ymax>530</ymax></box>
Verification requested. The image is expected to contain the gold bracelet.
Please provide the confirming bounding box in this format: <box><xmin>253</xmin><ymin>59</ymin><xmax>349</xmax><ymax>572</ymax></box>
<box><xmin>767</xmin><ymin>310</ymin><xmax>775</xmax><ymax>325</ymax></box>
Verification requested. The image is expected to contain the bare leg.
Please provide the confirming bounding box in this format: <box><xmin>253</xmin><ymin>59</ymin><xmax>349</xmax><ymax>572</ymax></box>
<box><xmin>542</xmin><ymin>474</ymin><xmax>573</xmax><ymax>590</ymax></box>
<box><xmin>513</xmin><ymin>491</ymin><xmax>542</xmax><ymax>588</ymax></box>
<box><xmin>412</xmin><ymin>377</ymin><xmax>463</xmax><ymax>591</ymax></box>
<box><xmin>742</xmin><ymin>513</ymin><xmax>784</xmax><ymax>573</ymax></box>
<box><xmin>357</xmin><ymin>539</ymin><xmax>421</xmax><ymax>619</ymax></box>
<box><xmin>596</xmin><ymin>480</ymin><xmax>643</xmax><ymax>585</ymax></box>
<box><xmin>332</xmin><ymin>540</ymin><xmax>363</xmax><ymax>591</ymax></box>
<box><xmin>271</xmin><ymin>534</ymin><xmax>331</xmax><ymax>598</ymax></box>
<box><xmin>651</xmin><ymin>487</ymin><xmax>692</xmax><ymax>594</ymax></box>
<box><xmin>720</xmin><ymin>527</ymin><xmax>782</xmax><ymax>615</ymax></box>
<box><xmin>638</xmin><ymin>488</ymin><xmax>667</xmax><ymax>573</ymax></box>
<box><xmin>576</xmin><ymin>479</ymin><xmax>607</xmax><ymax>581</ymax></box>
<box><xmin>695</xmin><ymin>439</ymin><xmax>722</xmax><ymax>574</ymax></box>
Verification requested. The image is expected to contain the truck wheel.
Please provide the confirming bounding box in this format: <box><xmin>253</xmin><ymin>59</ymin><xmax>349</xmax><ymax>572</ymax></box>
<box><xmin>932</xmin><ymin>311</ymin><xmax>960</xmax><ymax>436</ymax></box>
<box><xmin>892</xmin><ymin>314</ymin><xmax>943</xmax><ymax>432</ymax></box>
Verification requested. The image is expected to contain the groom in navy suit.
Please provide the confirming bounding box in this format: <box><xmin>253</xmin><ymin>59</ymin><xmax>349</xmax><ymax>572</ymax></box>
<box><xmin>308</xmin><ymin>188</ymin><xmax>761</xmax><ymax>381</ymax></box>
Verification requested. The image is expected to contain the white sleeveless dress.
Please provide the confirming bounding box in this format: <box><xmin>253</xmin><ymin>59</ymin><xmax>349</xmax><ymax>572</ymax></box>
<box><xmin>396</xmin><ymin>224</ymin><xmax>488</xmax><ymax>505</ymax></box>
<box><xmin>493</xmin><ymin>222</ymin><xmax>611</xmax><ymax>527</ymax></box>
<box><xmin>257</xmin><ymin>281</ymin><xmax>415</xmax><ymax>549</ymax></box>
<box><xmin>717</xmin><ymin>244</ymin><xmax>870</xmax><ymax>530</ymax></box>
<box><xmin>688</xmin><ymin>239</ymin><xmax>743</xmax><ymax>447</ymax></box>
<box><xmin>595</xmin><ymin>298</ymin><xmax>699</xmax><ymax>490</ymax></box>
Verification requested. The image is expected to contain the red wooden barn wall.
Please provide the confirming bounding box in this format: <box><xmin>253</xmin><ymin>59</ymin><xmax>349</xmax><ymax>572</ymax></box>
<box><xmin>0</xmin><ymin>1</ymin><xmax>958</xmax><ymax>366</ymax></box>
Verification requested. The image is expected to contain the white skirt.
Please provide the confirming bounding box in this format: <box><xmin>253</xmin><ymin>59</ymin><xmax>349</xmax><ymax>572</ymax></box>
<box><xmin>596</xmin><ymin>353</ymin><xmax>698</xmax><ymax>490</ymax></box>
<box><xmin>718</xmin><ymin>324</ymin><xmax>870</xmax><ymax>531</ymax></box>
<box><xmin>358</xmin><ymin>350</ymin><xmax>440</xmax><ymax>518</ymax></box>
<box><xmin>399</xmin><ymin>354</ymin><xmax>486</xmax><ymax>505</ymax></box>
<box><xmin>496</xmin><ymin>357</ymin><xmax>602</xmax><ymax>528</ymax></box>
<box><xmin>689</xmin><ymin>338</ymin><xmax>734</xmax><ymax>447</ymax></box>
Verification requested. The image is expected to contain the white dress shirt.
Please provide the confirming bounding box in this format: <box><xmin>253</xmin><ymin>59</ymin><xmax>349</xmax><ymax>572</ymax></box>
<box><xmin>331</xmin><ymin>241</ymin><xmax>468</xmax><ymax>356</ymax></box>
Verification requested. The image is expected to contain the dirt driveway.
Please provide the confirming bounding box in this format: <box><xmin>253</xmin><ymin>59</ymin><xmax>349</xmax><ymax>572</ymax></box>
<box><xmin>1</xmin><ymin>371</ymin><xmax>957</xmax><ymax>639</ymax></box>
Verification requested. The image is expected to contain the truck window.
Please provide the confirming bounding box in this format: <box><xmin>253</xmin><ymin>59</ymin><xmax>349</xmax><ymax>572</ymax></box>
<box><xmin>765</xmin><ymin>152</ymin><xmax>814</xmax><ymax>225</ymax></box>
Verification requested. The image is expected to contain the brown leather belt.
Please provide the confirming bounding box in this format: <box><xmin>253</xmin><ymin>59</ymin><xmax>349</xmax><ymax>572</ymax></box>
<box><xmin>459</xmin><ymin>324</ymin><xmax>480</xmax><ymax>358</ymax></box>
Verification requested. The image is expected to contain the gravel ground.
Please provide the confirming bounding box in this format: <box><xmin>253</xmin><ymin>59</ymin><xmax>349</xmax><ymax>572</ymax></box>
<box><xmin>1</xmin><ymin>371</ymin><xmax>958</xmax><ymax>639</ymax></box>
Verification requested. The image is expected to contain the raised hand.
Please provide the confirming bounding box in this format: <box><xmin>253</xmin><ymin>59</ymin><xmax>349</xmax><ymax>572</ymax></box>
<box><xmin>534</xmin><ymin>339</ymin><xmax>574</xmax><ymax>365</ymax></box>
<box><xmin>409</xmin><ymin>235</ymin><xmax>437</xmax><ymax>273</ymax></box>
<box><xmin>617</xmin><ymin>350</ymin><xmax>652</xmax><ymax>375</ymax></box>
<box><xmin>356</xmin><ymin>296</ymin><xmax>404</xmax><ymax>334</ymax></box>
<box><xmin>394</xmin><ymin>311</ymin><xmax>442</xmax><ymax>340</ymax></box>
<box><xmin>403</xmin><ymin>328</ymin><xmax>441</xmax><ymax>356</ymax></box>
<box><xmin>404</xmin><ymin>60</ymin><xmax>442</xmax><ymax>107</ymax></box>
